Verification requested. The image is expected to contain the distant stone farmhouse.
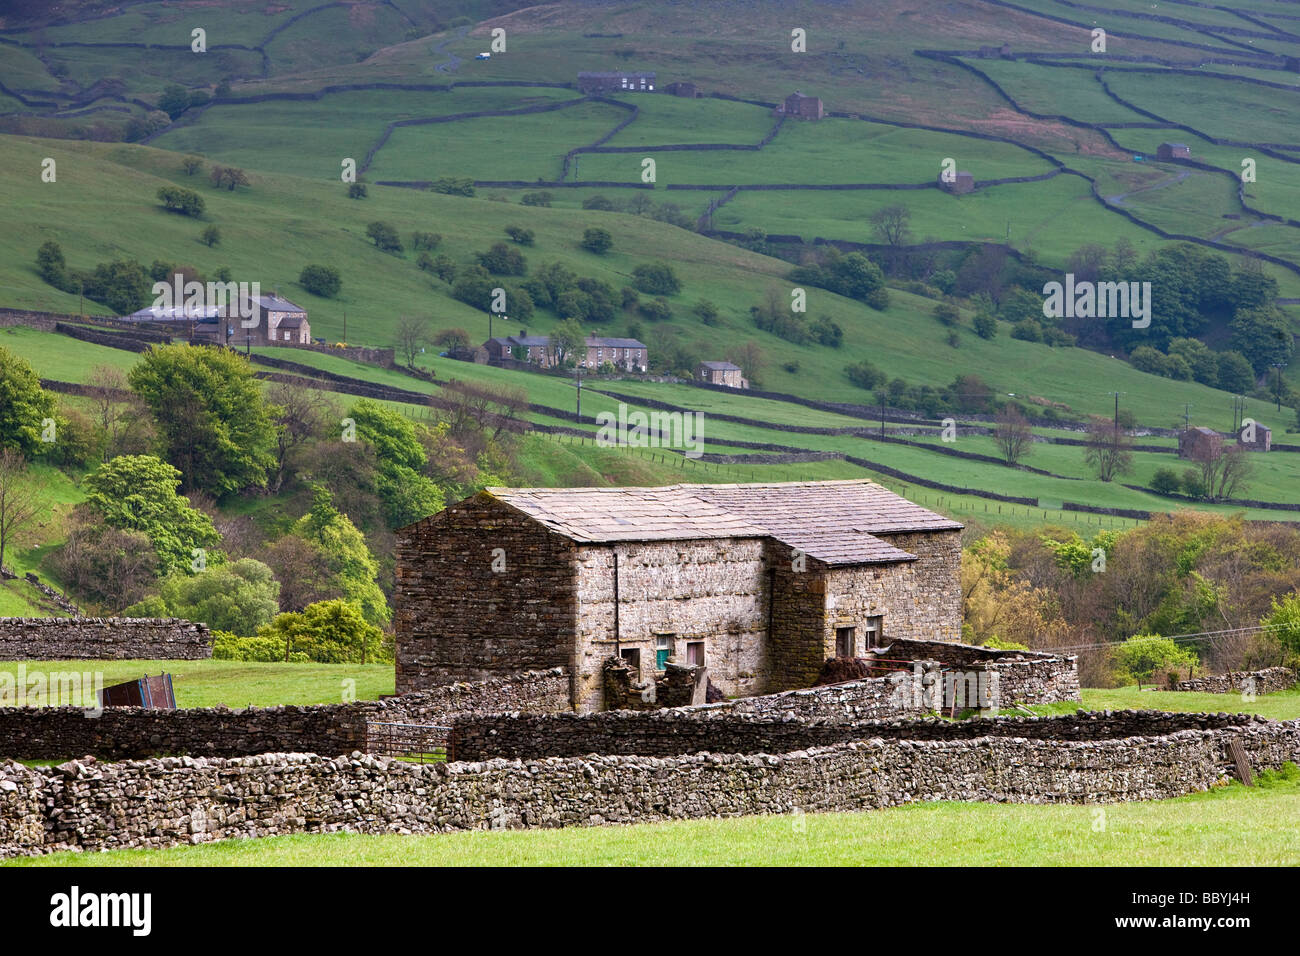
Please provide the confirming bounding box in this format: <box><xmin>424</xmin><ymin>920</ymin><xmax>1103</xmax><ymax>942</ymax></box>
<box><xmin>395</xmin><ymin>480</ymin><xmax>963</xmax><ymax>711</ymax></box>
<box><xmin>1157</xmin><ymin>142</ymin><xmax>1191</xmax><ymax>161</ymax></box>
<box><xmin>776</xmin><ymin>90</ymin><xmax>823</xmax><ymax>120</ymax></box>
<box><xmin>699</xmin><ymin>360</ymin><xmax>746</xmax><ymax>388</ymax></box>
<box><xmin>482</xmin><ymin>334</ymin><xmax>647</xmax><ymax>372</ymax></box>
<box><xmin>126</xmin><ymin>293</ymin><xmax>311</xmax><ymax>346</ymax></box>
<box><xmin>577</xmin><ymin>71</ymin><xmax>655</xmax><ymax>93</ymax></box>
<box><xmin>1179</xmin><ymin>425</ymin><xmax>1222</xmax><ymax>460</ymax></box>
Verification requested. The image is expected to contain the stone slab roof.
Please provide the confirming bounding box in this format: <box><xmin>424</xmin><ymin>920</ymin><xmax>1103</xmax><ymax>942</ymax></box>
<box><xmin>467</xmin><ymin>480</ymin><xmax>960</xmax><ymax>566</ymax></box>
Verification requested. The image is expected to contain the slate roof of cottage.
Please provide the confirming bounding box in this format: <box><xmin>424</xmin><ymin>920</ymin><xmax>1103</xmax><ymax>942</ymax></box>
<box><xmin>255</xmin><ymin>294</ymin><xmax>305</xmax><ymax>313</ymax></box>
<box><xmin>700</xmin><ymin>361</ymin><xmax>742</xmax><ymax>371</ymax></box>
<box><xmin>443</xmin><ymin>480</ymin><xmax>960</xmax><ymax>566</ymax></box>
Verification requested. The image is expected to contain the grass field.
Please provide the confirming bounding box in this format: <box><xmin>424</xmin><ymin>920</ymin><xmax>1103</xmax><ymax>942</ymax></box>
<box><xmin>10</xmin><ymin>762</ymin><xmax>1298</xmax><ymax>867</ymax></box>
<box><xmin>0</xmin><ymin>659</ymin><xmax>394</xmax><ymax>708</ymax></box>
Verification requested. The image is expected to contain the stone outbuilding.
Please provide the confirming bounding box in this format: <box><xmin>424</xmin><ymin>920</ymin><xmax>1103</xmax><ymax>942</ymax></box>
<box><xmin>776</xmin><ymin>91</ymin><xmax>824</xmax><ymax>120</ymax></box>
<box><xmin>1157</xmin><ymin>142</ymin><xmax>1191</xmax><ymax>161</ymax></box>
<box><xmin>698</xmin><ymin>360</ymin><xmax>746</xmax><ymax>388</ymax></box>
<box><xmin>1239</xmin><ymin>422</ymin><xmax>1272</xmax><ymax>452</ymax></box>
<box><xmin>940</xmin><ymin>170</ymin><xmax>976</xmax><ymax>194</ymax></box>
<box><xmin>395</xmin><ymin>480</ymin><xmax>963</xmax><ymax>711</ymax></box>
<box><xmin>1179</xmin><ymin>425</ymin><xmax>1222</xmax><ymax>460</ymax></box>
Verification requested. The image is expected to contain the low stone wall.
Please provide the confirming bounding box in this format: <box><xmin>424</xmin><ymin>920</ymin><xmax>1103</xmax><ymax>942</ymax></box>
<box><xmin>879</xmin><ymin>638</ymin><xmax>1081</xmax><ymax>706</ymax></box>
<box><xmin>6</xmin><ymin>712</ymin><xmax>1296</xmax><ymax>857</ymax></box>
<box><xmin>1172</xmin><ymin>667</ymin><xmax>1299</xmax><ymax>695</ymax></box>
<box><xmin>0</xmin><ymin>617</ymin><xmax>212</xmax><ymax>661</ymax></box>
<box><xmin>0</xmin><ymin>669</ymin><xmax>570</xmax><ymax>761</ymax></box>
<box><xmin>451</xmin><ymin>708</ymin><xmax>1273</xmax><ymax>761</ymax></box>
<box><xmin>364</xmin><ymin>668</ymin><xmax>571</xmax><ymax>725</ymax></box>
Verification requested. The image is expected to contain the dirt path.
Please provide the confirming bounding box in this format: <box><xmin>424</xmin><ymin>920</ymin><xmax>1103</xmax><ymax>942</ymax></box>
<box><xmin>1103</xmin><ymin>169</ymin><xmax>1193</xmax><ymax>206</ymax></box>
<box><xmin>432</xmin><ymin>25</ymin><xmax>469</xmax><ymax>74</ymax></box>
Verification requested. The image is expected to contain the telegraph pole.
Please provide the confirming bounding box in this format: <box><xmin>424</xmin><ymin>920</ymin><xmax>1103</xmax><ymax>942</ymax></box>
<box><xmin>1272</xmin><ymin>363</ymin><xmax>1288</xmax><ymax>412</ymax></box>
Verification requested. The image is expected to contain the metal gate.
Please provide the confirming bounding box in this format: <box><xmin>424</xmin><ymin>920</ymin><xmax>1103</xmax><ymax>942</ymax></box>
<box><xmin>366</xmin><ymin>722</ymin><xmax>450</xmax><ymax>763</ymax></box>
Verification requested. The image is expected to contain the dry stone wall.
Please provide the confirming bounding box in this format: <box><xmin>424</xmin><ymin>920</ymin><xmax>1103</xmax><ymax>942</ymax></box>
<box><xmin>1172</xmin><ymin>667</ymin><xmax>1298</xmax><ymax>695</ymax></box>
<box><xmin>0</xmin><ymin>618</ymin><xmax>212</xmax><ymax>660</ymax></box>
<box><xmin>0</xmin><ymin>670</ymin><xmax>570</xmax><ymax>761</ymax></box>
<box><xmin>5</xmin><ymin>712</ymin><xmax>1297</xmax><ymax>857</ymax></box>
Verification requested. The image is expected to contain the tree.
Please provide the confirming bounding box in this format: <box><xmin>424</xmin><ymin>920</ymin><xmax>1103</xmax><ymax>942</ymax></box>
<box><xmin>0</xmin><ymin>347</ymin><xmax>57</xmax><ymax>457</ymax></box>
<box><xmin>581</xmin><ymin>228</ymin><xmax>613</xmax><ymax>254</ymax></box>
<box><xmin>265</xmin><ymin>378</ymin><xmax>333</xmax><ymax>493</ymax></box>
<box><xmin>365</xmin><ymin>221</ymin><xmax>403</xmax><ymax>253</ymax></box>
<box><xmin>476</xmin><ymin>241</ymin><xmax>526</xmax><ymax>275</ymax></box>
<box><xmin>35</xmin><ymin>240</ymin><xmax>70</xmax><ymax>290</ymax></box>
<box><xmin>126</xmin><ymin>558</ymin><xmax>280</xmax><ymax>635</ymax></box>
<box><xmin>201</xmin><ymin>224</ymin><xmax>221</xmax><ymax>247</ymax></box>
<box><xmin>430</xmin><ymin>176</ymin><xmax>475</xmax><ymax>196</ymax></box>
<box><xmin>299</xmin><ymin>264</ymin><xmax>342</xmax><ymax>298</ymax></box>
<box><xmin>520</xmin><ymin>191</ymin><xmax>552</xmax><ymax>207</ymax></box>
<box><xmin>256</xmin><ymin>598</ymin><xmax>386</xmax><ymax>664</ymax></box>
<box><xmin>994</xmin><ymin>403</ymin><xmax>1032</xmax><ymax>466</ymax></box>
<box><xmin>504</xmin><ymin>225</ymin><xmax>535</xmax><ymax>246</ymax></box>
<box><xmin>128</xmin><ymin>344</ymin><xmax>279</xmax><ymax>495</ymax></box>
<box><xmin>157</xmin><ymin>83</ymin><xmax>191</xmax><ymax>119</ymax></box>
<box><xmin>1114</xmin><ymin>634</ymin><xmax>1198</xmax><ymax>685</ymax></box>
<box><xmin>973</xmin><ymin>312</ymin><xmax>997</xmax><ymax>339</ymax></box>
<box><xmin>348</xmin><ymin>182</ymin><xmax>368</xmax><ymax>199</ymax></box>
<box><xmin>1230</xmin><ymin>305</ymin><xmax>1294</xmax><ymax>374</ymax></box>
<box><xmin>433</xmin><ymin>328</ymin><xmax>471</xmax><ymax>351</ymax></box>
<box><xmin>631</xmin><ymin>262</ymin><xmax>681</xmax><ymax>295</ymax></box>
<box><xmin>1083</xmin><ymin>415</ymin><xmax>1134</xmax><ymax>482</ymax></box>
<box><xmin>347</xmin><ymin>400</ymin><xmax>444</xmax><ymax>528</ymax></box>
<box><xmin>1217</xmin><ymin>351</ymin><xmax>1257</xmax><ymax>394</ymax></box>
<box><xmin>182</xmin><ymin>155</ymin><xmax>204</xmax><ymax>176</ymax></box>
<box><xmin>1150</xmin><ymin>467</ymin><xmax>1181</xmax><ymax>495</ymax></box>
<box><xmin>548</xmin><ymin>318</ymin><xmax>588</xmax><ymax>367</ymax></box>
<box><xmin>82</xmin><ymin>258</ymin><xmax>151</xmax><ymax>314</ymax></box>
<box><xmin>1191</xmin><ymin>442</ymin><xmax>1253</xmax><ymax>501</ymax></box>
<box><xmin>396</xmin><ymin>314</ymin><xmax>430</xmax><ymax>367</ymax></box>
<box><xmin>412</xmin><ymin>231</ymin><xmax>441</xmax><ymax>251</ymax></box>
<box><xmin>694</xmin><ymin>300</ymin><xmax>720</xmax><ymax>326</ymax></box>
<box><xmin>933</xmin><ymin>302</ymin><xmax>961</xmax><ymax>327</ymax></box>
<box><xmin>85</xmin><ymin>364</ymin><xmax>154</xmax><ymax>461</ymax></box>
<box><xmin>157</xmin><ymin>186</ymin><xmax>205</xmax><ymax>217</ymax></box>
<box><xmin>82</xmin><ymin>455</ymin><xmax>221</xmax><ymax>576</ymax></box>
<box><xmin>583</xmin><ymin>195</ymin><xmax>615</xmax><ymax>211</ymax></box>
<box><xmin>1262</xmin><ymin>591</ymin><xmax>1300</xmax><ymax>660</ymax></box>
<box><xmin>869</xmin><ymin>203</ymin><xmax>911</xmax><ymax>246</ymax></box>
<box><xmin>844</xmin><ymin>359</ymin><xmax>886</xmax><ymax>391</ymax></box>
<box><xmin>209</xmin><ymin>165</ymin><xmax>250</xmax><ymax>191</ymax></box>
<box><xmin>47</xmin><ymin>523</ymin><xmax>159</xmax><ymax>611</ymax></box>
<box><xmin>292</xmin><ymin>486</ymin><xmax>389</xmax><ymax>625</ymax></box>
<box><xmin>0</xmin><ymin>449</ymin><xmax>40</xmax><ymax>572</ymax></box>
<box><xmin>726</xmin><ymin>341</ymin><xmax>765</xmax><ymax>388</ymax></box>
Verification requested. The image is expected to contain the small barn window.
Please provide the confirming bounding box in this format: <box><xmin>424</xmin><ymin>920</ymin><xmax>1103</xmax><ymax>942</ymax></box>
<box><xmin>686</xmin><ymin>641</ymin><xmax>705</xmax><ymax>666</ymax></box>
<box><xmin>620</xmin><ymin>647</ymin><xmax>641</xmax><ymax>678</ymax></box>
<box><xmin>864</xmin><ymin>616</ymin><xmax>884</xmax><ymax>649</ymax></box>
<box><xmin>655</xmin><ymin>635</ymin><xmax>673</xmax><ymax>670</ymax></box>
<box><xmin>835</xmin><ymin>627</ymin><xmax>856</xmax><ymax>658</ymax></box>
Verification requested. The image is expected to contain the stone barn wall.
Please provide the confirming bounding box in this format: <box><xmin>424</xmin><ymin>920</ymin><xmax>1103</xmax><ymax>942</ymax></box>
<box><xmin>395</xmin><ymin>496</ymin><xmax>579</xmax><ymax>695</ymax></box>
<box><xmin>6</xmin><ymin>712</ymin><xmax>1297</xmax><ymax>857</ymax></box>
<box><xmin>573</xmin><ymin>538</ymin><xmax>767</xmax><ymax>710</ymax></box>
<box><xmin>0</xmin><ymin>618</ymin><xmax>212</xmax><ymax>660</ymax></box>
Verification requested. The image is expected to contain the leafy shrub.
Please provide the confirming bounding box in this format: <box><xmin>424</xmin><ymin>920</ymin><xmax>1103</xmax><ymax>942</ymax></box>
<box><xmin>845</xmin><ymin>359</ymin><xmax>887</xmax><ymax>391</ymax></box>
<box><xmin>581</xmin><ymin>227</ymin><xmax>613</xmax><ymax>254</ymax></box>
<box><xmin>632</xmin><ymin>262</ymin><xmax>682</xmax><ymax>295</ymax></box>
<box><xmin>299</xmin><ymin>264</ymin><xmax>342</xmax><ymax>298</ymax></box>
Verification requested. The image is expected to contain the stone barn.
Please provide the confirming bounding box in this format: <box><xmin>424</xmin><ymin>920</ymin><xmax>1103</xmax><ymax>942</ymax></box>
<box><xmin>1157</xmin><ymin>142</ymin><xmax>1191</xmax><ymax>161</ymax></box>
<box><xmin>1239</xmin><ymin>422</ymin><xmax>1272</xmax><ymax>452</ymax></box>
<box><xmin>1179</xmin><ymin>425</ymin><xmax>1222</xmax><ymax>460</ymax></box>
<box><xmin>395</xmin><ymin>480</ymin><xmax>962</xmax><ymax>711</ymax></box>
<box><xmin>699</xmin><ymin>360</ymin><xmax>746</xmax><ymax>388</ymax></box>
<box><xmin>940</xmin><ymin>170</ymin><xmax>976</xmax><ymax>194</ymax></box>
<box><xmin>776</xmin><ymin>91</ymin><xmax>824</xmax><ymax>120</ymax></box>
